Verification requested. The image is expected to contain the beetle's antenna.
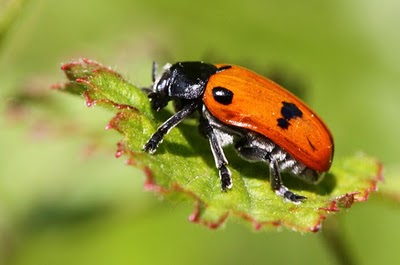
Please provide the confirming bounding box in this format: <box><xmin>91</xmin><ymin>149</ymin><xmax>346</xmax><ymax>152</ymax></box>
<box><xmin>152</xmin><ymin>61</ymin><xmax>158</xmax><ymax>83</ymax></box>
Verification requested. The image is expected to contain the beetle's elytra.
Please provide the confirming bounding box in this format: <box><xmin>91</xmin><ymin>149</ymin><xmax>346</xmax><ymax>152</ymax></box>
<box><xmin>143</xmin><ymin>61</ymin><xmax>334</xmax><ymax>204</ymax></box>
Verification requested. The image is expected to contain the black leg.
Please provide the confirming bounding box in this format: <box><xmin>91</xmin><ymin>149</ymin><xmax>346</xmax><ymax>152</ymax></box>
<box><xmin>234</xmin><ymin>137</ymin><xmax>269</xmax><ymax>161</ymax></box>
<box><xmin>152</xmin><ymin>61</ymin><xmax>158</xmax><ymax>82</ymax></box>
<box><xmin>234</xmin><ymin>135</ymin><xmax>306</xmax><ymax>203</ymax></box>
<box><xmin>269</xmin><ymin>159</ymin><xmax>306</xmax><ymax>204</ymax></box>
<box><xmin>143</xmin><ymin>101</ymin><xmax>198</xmax><ymax>153</ymax></box>
<box><xmin>199</xmin><ymin>116</ymin><xmax>232</xmax><ymax>191</ymax></box>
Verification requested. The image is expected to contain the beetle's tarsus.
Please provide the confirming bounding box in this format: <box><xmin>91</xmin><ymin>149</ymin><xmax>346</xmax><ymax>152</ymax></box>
<box><xmin>276</xmin><ymin>187</ymin><xmax>307</xmax><ymax>204</ymax></box>
<box><xmin>220</xmin><ymin>165</ymin><xmax>232</xmax><ymax>191</ymax></box>
<box><xmin>143</xmin><ymin>140</ymin><xmax>158</xmax><ymax>154</ymax></box>
<box><xmin>143</xmin><ymin>131</ymin><xmax>164</xmax><ymax>153</ymax></box>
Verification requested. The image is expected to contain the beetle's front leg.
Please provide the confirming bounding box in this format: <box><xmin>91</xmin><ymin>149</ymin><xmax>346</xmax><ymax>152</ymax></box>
<box><xmin>199</xmin><ymin>116</ymin><xmax>232</xmax><ymax>191</ymax></box>
<box><xmin>143</xmin><ymin>101</ymin><xmax>198</xmax><ymax>153</ymax></box>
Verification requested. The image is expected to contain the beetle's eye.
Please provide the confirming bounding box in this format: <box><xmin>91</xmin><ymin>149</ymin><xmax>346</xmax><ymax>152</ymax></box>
<box><xmin>212</xmin><ymin>86</ymin><xmax>234</xmax><ymax>105</ymax></box>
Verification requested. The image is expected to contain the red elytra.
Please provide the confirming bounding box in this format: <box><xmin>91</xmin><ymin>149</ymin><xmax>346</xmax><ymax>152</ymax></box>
<box><xmin>203</xmin><ymin>64</ymin><xmax>334</xmax><ymax>172</ymax></box>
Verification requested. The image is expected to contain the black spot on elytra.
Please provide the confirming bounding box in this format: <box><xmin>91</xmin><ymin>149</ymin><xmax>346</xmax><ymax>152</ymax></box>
<box><xmin>212</xmin><ymin>86</ymin><xmax>234</xmax><ymax>105</ymax></box>
<box><xmin>277</xmin><ymin>118</ymin><xmax>290</xmax><ymax>129</ymax></box>
<box><xmin>281</xmin><ymin>102</ymin><xmax>302</xmax><ymax>120</ymax></box>
<box><xmin>277</xmin><ymin>101</ymin><xmax>303</xmax><ymax>129</ymax></box>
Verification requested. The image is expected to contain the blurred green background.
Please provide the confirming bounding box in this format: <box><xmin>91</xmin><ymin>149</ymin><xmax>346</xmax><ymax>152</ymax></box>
<box><xmin>1</xmin><ymin>0</ymin><xmax>400</xmax><ymax>264</ymax></box>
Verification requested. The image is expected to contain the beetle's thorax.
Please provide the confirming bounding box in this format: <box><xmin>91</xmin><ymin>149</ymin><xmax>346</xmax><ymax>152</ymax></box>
<box><xmin>155</xmin><ymin>62</ymin><xmax>218</xmax><ymax>100</ymax></box>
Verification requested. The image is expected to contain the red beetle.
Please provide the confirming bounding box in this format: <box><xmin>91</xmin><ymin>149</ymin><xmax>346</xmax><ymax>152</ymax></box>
<box><xmin>143</xmin><ymin>62</ymin><xmax>334</xmax><ymax>203</ymax></box>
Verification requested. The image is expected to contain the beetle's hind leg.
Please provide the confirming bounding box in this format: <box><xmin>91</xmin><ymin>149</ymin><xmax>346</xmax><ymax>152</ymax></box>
<box><xmin>234</xmin><ymin>134</ymin><xmax>306</xmax><ymax>204</ymax></box>
<box><xmin>268</xmin><ymin>159</ymin><xmax>306</xmax><ymax>204</ymax></box>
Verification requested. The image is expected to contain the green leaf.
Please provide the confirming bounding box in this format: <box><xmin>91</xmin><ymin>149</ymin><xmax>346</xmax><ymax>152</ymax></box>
<box><xmin>55</xmin><ymin>58</ymin><xmax>383</xmax><ymax>232</ymax></box>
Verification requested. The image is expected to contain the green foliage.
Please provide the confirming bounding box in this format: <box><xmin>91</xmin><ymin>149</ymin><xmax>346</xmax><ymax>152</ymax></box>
<box><xmin>0</xmin><ymin>0</ymin><xmax>29</xmax><ymax>51</ymax></box>
<box><xmin>56</xmin><ymin>58</ymin><xmax>382</xmax><ymax>232</ymax></box>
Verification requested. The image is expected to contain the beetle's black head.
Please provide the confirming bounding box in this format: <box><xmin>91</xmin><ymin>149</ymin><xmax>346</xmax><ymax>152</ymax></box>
<box><xmin>149</xmin><ymin>62</ymin><xmax>218</xmax><ymax>111</ymax></box>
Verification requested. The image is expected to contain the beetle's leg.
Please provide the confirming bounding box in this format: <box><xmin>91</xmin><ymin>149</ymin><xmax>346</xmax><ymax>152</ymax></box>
<box><xmin>234</xmin><ymin>137</ymin><xmax>269</xmax><ymax>161</ymax></box>
<box><xmin>235</xmin><ymin>136</ymin><xmax>306</xmax><ymax>203</ymax></box>
<box><xmin>143</xmin><ymin>101</ymin><xmax>198</xmax><ymax>153</ymax></box>
<box><xmin>199</xmin><ymin>116</ymin><xmax>232</xmax><ymax>191</ymax></box>
<box><xmin>152</xmin><ymin>61</ymin><xmax>158</xmax><ymax>82</ymax></box>
<box><xmin>269</xmin><ymin>159</ymin><xmax>306</xmax><ymax>204</ymax></box>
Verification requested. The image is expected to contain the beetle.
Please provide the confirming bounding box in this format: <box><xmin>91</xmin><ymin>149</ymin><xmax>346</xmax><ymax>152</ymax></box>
<box><xmin>143</xmin><ymin>61</ymin><xmax>334</xmax><ymax>203</ymax></box>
